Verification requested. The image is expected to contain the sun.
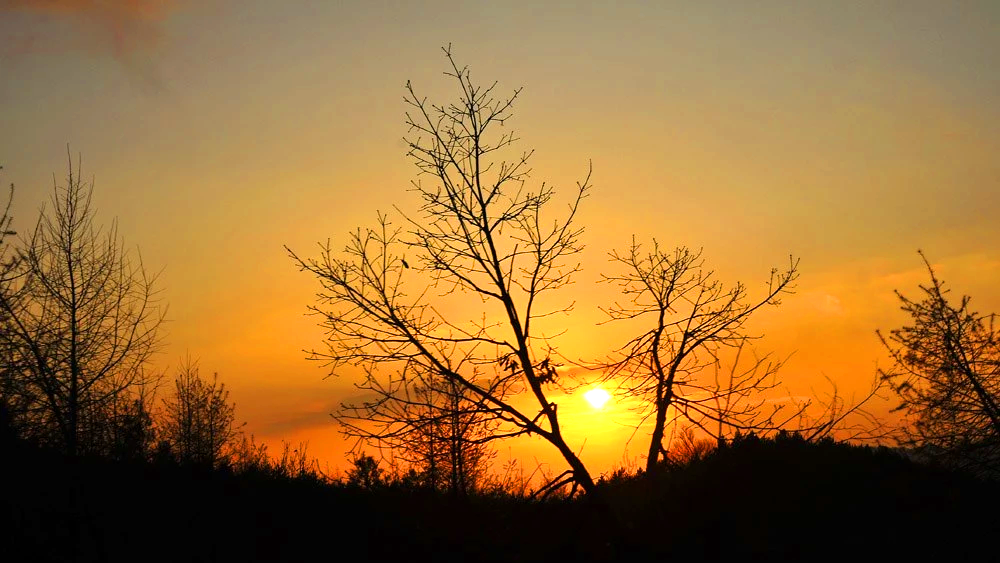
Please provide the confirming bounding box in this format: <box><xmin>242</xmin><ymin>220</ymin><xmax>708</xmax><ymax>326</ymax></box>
<box><xmin>583</xmin><ymin>387</ymin><xmax>611</xmax><ymax>410</ymax></box>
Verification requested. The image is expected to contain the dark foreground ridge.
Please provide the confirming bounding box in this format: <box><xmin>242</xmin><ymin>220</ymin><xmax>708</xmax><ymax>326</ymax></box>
<box><xmin>3</xmin><ymin>433</ymin><xmax>997</xmax><ymax>562</ymax></box>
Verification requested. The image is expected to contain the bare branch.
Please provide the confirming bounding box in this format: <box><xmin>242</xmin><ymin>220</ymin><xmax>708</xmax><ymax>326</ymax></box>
<box><xmin>288</xmin><ymin>47</ymin><xmax>598</xmax><ymax>493</ymax></box>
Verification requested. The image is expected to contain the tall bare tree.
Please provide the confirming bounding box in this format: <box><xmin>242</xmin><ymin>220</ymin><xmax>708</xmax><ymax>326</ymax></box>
<box><xmin>288</xmin><ymin>45</ymin><xmax>598</xmax><ymax>493</ymax></box>
<box><xmin>160</xmin><ymin>357</ymin><xmax>240</xmax><ymax>467</ymax></box>
<box><xmin>596</xmin><ymin>239</ymin><xmax>801</xmax><ymax>473</ymax></box>
<box><xmin>878</xmin><ymin>251</ymin><xmax>1000</xmax><ymax>475</ymax></box>
<box><xmin>0</xmin><ymin>153</ymin><xmax>165</xmax><ymax>455</ymax></box>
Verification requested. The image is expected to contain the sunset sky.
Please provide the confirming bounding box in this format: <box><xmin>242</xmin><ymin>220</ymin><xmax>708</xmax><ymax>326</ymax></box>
<box><xmin>1</xmin><ymin>0</ymin><xmax>998</xmax><ymax>477</ymax></box>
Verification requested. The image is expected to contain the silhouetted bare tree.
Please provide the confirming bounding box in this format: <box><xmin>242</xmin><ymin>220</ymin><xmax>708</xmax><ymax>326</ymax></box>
<box><xmin>288</xmin><ymin>45</ymin><xmax>598</xmax><ymax>493</ymax></box>
<box><xmin>0</xmin><ymin>153</ymin><xmax>165</xmax><ymax>455</ymax></box>
<box><xmin>160</xmin><ymin>357</ymin><xmax>239</xmax><ymax>467</ymax></box>
<box><xmin>595</xmin><ymin>239</ymin><xmax>801</xmax><ymax>473</ymax></box>
<box><xmin>878</xmin><ymin>251</ymin><xmax>1000</xmax><ymax>475</ymax></box>
<box><xmin>665</xmin><ymin>425</ymin><xmax>716</xmax><ymax>465</ymax></box>
<box><xmin>421</xmin><ymin>375</ymin><xmax>497</xmax><ymax>494</ymax></box>
<box><xmin>340</xmin><ymin>368</ymin><xmax>497</xmax><ymax>495</ymax></box>
<box><xmin>332</xmin><ymin>363</ymin><xmax>494</xmax><ymax>494</ymax></box>
<box><xmin>344</xmin><ymin>453</ymin><xmax>385</xmax><ymax>489</ymax></box>
<box><xmin>0</xmin><ymin>171</ymin><xmax>24</xmax><ymax>442</ymax></box>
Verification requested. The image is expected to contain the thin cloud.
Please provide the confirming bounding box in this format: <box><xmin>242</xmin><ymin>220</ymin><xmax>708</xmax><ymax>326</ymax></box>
<box><xmin>0</xmin><ymin>0</ymin><xmax>181</xmax><ymax>91</ymax></box>
<box><xmin>258</xmin><ymin>409</ymin><xmax>336</xmax><ymax>438</ymax></box>
<box><xmin>1</xmin><ymin>0</ymin><xmax>177</xmax><ymax>57</ymax></box>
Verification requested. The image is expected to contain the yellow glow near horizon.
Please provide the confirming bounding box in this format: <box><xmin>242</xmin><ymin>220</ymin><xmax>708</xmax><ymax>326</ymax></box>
<box><xmin>584</xmin><ymin>387</ymin><xmax>611</xmax><ymax>410</ymax></box>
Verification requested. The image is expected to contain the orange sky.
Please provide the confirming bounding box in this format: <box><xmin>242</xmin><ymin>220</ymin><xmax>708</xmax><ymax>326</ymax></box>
<box><xmin>1</xmin><ymin>0</ymin><xmax>998</xmax><ymax>478</ymax></box>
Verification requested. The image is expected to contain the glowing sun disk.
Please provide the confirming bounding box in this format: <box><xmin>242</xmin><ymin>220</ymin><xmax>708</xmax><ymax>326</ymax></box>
<box><xmin>584</xmin><ymin>387</ymin><xmax>611</xmax><ymax>409</ymax></box>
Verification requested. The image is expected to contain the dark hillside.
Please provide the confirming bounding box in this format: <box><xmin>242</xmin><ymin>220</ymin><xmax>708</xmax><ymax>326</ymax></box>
<box><xmin>601</xmin><ymin>432</ymin><xmax>1000</xmax><ymax>560</ymax></box>
<box><xmin>2</xmin><ymin>434</ymin><xmax>997</xmax><ymax>562</ymax></box>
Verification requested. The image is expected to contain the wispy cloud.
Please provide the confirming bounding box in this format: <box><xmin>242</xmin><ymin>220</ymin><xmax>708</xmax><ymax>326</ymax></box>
<box><xmin>1</xmin><ymin>0</ymin><xmax>177</xmax><ymax>57</ymax></box>
<box><xmin>0</xmin><ymin>1</ymin><xmax>181</xmax><ymax>90</ymax></box>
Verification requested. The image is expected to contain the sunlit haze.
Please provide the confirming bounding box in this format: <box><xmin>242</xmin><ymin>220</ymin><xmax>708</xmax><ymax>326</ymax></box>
<box><xmin>2</xmin><ymin>1</ymin><xmax>998</xmax><ymax>478</ymax></box>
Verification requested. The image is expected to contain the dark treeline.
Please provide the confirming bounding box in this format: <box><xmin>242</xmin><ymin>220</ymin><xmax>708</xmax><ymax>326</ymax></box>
<box><xmin>2</xmin><ymin>431</ymin><xmax>999</xmax><ymax>562</ymax></box>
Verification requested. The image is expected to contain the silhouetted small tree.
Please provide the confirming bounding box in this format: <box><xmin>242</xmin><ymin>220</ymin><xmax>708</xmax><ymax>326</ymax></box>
<box><xmin>418</xmin><ymin>374</ymin><xmax>497</xmax><ymax>494</ymax></box>
<box><xmin>345</xmin><ymin>453</ymin><xmax>384</xmax><ymax>490</ymax></box>
<box><xmin>878</xmin><ymin>251</ymin><xmax>1000</xmax><ymax>475</ymax></box>
<box><xmin>665</xmin><ymin>426</ymin><xmax>716</xmax><ymax>465</ymax></box>
<box><xmin>0</xmin><ymin>152</ymin><xmax>165</xmax><ymax>455</ymax></box>
<box><xmin>594</xmin><ymin>241</ymin><xmax>889</xmax><ymax>473</ymax></box>
<box><xmin>160</xmin><ymin>357</ymin><xmax>239</xmax><ymax>467</ymax></box>
<box><xmin>595</xmin><ymin>239</ymin><xmax>801</xmax><ymax>473</ymax></box>
<box><xmin>338</xmin><ymin>365</ymin><xmax>497</xmax><ymax>495</ymax></box>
